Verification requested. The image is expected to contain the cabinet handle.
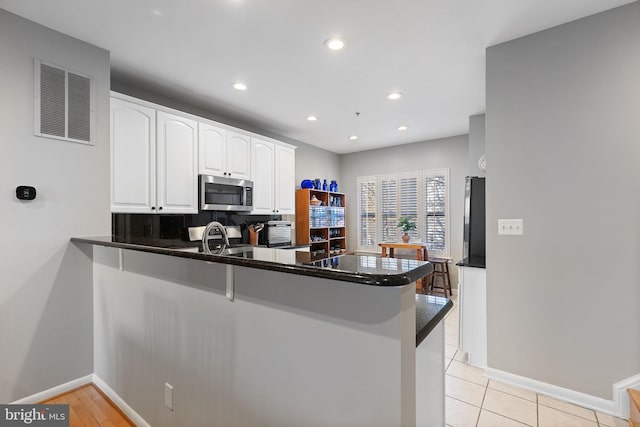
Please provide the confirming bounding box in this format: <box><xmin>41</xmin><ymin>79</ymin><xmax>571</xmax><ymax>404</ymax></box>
<box><xmin>228</xmin><ymin>173</ymin><xmax>231</xmax><ymax>176</ymax></box>
<box><xmin>224</xmin><ymin>172</ymin><xmax>227</xmax><ymax>176</ymax></box>
<box><xmin>151</xmin><ymin>206</ymin><xmax>156</xmax><ymax>210</ymax></box>
<box><xmin>158</xmin><ymin>207</ymin><xmax>163</xmax><ymax>211</ymax></box>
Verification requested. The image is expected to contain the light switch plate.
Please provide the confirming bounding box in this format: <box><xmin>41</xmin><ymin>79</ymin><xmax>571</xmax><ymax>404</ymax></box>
<box><xmin>164</xmin><ymin>383</ymin><xmax>174</xmax><ymax>410</ymax></box>
<box><xmin>498</xmin><ymin>219</ymin><xmax>523</xmax><ymax>235</ymax></box>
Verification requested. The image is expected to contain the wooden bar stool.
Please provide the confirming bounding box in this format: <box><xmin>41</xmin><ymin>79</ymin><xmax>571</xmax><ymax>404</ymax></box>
<box><xmin>427</xmin><ymin>258</ymin><xmax>452</xmax><ymax>297</ymax></box>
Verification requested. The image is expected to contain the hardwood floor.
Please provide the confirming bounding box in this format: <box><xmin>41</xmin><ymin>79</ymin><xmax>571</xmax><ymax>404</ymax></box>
<box><xmin>40</xmin><ymin>384</ymin><xmax>135</xmax><ymax>427</ymax></box>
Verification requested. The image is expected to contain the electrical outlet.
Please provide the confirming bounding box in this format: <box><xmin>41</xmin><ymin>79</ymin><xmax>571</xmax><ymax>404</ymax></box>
<box><xmin>164</xmin><ymin>383</ymin><xmax>174</xmax><ymax>410</ymax></box>
<box><xmin>498</xmin><ymin>219</ymin><xmax>524</xmax><ymax>235</ymax></box>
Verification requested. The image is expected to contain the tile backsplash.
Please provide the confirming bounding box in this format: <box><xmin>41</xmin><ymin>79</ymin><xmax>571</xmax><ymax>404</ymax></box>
<box><xmin>112</xmin><ymin>212</ymin><xmax>282</xmax><ymax>244</ymax></box>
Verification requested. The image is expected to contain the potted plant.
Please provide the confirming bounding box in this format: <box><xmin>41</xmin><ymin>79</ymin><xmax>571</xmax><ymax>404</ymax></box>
<box><xmin>398</xmin><ymin>216</ymin><xmax>416</xmax><ymax>243</ymax></box>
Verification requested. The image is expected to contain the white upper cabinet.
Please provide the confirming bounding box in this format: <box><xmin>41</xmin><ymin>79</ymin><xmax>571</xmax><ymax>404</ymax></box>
<box><xmin>198</xmin><ymin>123</ymin><xmax>226</xmax><ymax>176</ymax></box>
<box><xmin>156</xmin><ymin>111</ymin><xmax>198</xmax><ymax>214</ymax></box>
<box><xmin>274</xmin><ymin>145</ymin><xmax>296</xmax><ymax>214</ymax></box>
<box><xmin>250</xmin><ymin>138</ymin><xmax>296</xmax><ymax>215</ymax></box>
<box><xmin>112</xmin><ymin>92</ymin><xmax>294</xmax><ymax>216</ymax></box>
<box><xmin>111</xmin><ymin>97</ymin><xmax>156</xmax><ymax>213</ymax></box>
<box><xmin>226</xmin><ymin>131</ymin><xmax>251</xmax><ymax>179</ymax></box>
<box><xmin>250</xmin><ymin>138</ymin><xmax>275</xmax><ymax>214</ymax></box>
<box><xmin>111</xmin><ymin>94</ymin><xmax>197</xmax><ymax>214</ymax></box>
<box><xmin>198</xmin><ymin>124</ymin><xmax>250</xmax><ymax>180</ymax></box>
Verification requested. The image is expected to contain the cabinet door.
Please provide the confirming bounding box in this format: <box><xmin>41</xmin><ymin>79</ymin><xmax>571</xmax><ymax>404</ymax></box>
<box><xmin>250</xmin><ymin>138</ymin><xmax>275</xmax><ymax>214</ymax></box>
<box><xmin>226</xmin><ymin>131</ymin><xmax>251</xmax><ymax>179</ymax></box>
<box><xmin>111</xmin><ymin>97</ymin><xmax>156</xmax><ymax>213</ymax></box>
<box><xmin>199</xmin><ymin>122</ymin><xmax>226</xmax><ymax>177</ymax></box>
<box><xmin>157</xmin><ymin>111</ymin><xmax>198</xmax><ymax>214</ymax></box>
<box><xmin>274</xmin><ymin>145</ymin><xmax>296</xmax><ymax>214</ymax></box>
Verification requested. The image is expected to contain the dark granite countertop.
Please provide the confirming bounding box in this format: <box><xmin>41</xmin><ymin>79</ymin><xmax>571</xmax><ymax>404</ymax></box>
<box><xmin>415</xmin><ymin>294</ymin><xmax>453</xmax><ymax>347</ymax></box>
<box><xmin>71</xmin><ymin>236</ymin><xmax>433</xmax><ymax>287</ymax></box>
<box><xmin>456</xmin><ymin>256</ymin><xmax>486</xmax><ymax>268</ymax></box>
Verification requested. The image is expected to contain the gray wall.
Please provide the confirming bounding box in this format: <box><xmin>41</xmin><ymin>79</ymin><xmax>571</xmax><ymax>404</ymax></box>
<box><xmin>0</xmin><ymin>10</ymin><xmax>110</xmax><ymax>401</ymax></box>
<box><xmin>93</xmin><ymin>247</ymin><xmax>416</xmax><ymax>426</ymax></box>
<box><xmin>340</xmin><ymin>135</ymin><xmax>469</xmax><ymax>286</ymax></box>
<box><xmin>468</xmin><ymin>114</ymin><xmax>486</xmax><ymax>178</ymax></box>
<box><xmin>110</xmin><ymin>80</ymin><xmax>341</xmax><ymax>191</ymax></box>
<box><xmin>486</xmin><ymin>2</ymin><xmax>640</xmax><ymax>398</ymax></box>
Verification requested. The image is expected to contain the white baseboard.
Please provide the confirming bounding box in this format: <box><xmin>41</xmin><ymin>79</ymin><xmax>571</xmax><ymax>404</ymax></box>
<box><xmin>92</xmin><ymin>374</ymin><xmax>151</xmax><ymax>427</ymax></box>
<box><xmin>613</xmin><ymin>373</ymin><xmax>640</xmax><ymax>420</ymax></box>
<box><xmin>10</xmin><ymin>373</ymin><xmax>150</xmax><ymax>427</ymax></box>
<box><xmin>10</xmin><ymin>374</ymin><xmax>93</xmax><ymax>404</ymax></box>
<box><xmin>485</xmin><ymin>368</ymin><xmax>639</xmax><ymax>419</ymax></box>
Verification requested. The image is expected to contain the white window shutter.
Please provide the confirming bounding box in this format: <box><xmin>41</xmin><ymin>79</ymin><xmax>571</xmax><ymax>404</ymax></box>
<box><xmin>379</xmin><ymin>175</ymin><xmax>398</xmax><ymax>243</ymax></box>
<box><xmin>423</xmin><ymin>169</ymin><xmax>449</xmax><ymax>256</ymax></box>
<box><xmin>357</xmin><ymin>177</ymin><xmax>378</xmax><ymax>249</ymax></box>
<box><xmin>399</xmin><ymin>173</ymin><xmax>420</xmax><ymax>242</ymax></box>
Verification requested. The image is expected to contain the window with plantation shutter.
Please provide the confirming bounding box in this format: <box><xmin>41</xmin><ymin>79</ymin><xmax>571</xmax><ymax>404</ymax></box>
<box><xmin>357</xmin><ymin>177</ymin><xmax>377</xmax><ymax>247</ymax></box>
<box><xmin>423</xmin><ymin>170</ymin><xmax>449</xmax><ymax>256</ymax></box>
<box><xmin>400</xmin><ymin>174</ymin><xmax>420</xmax><ymax>242</ymax></box>
<box><xmin>356</xmin><ymin>169</ymin><xmax>449</xmax><ymax>256</ymax></box>
<box><xmin>380</xmin><ymin>175</ymin><xmax>398</xmax><ymax>243</ymax></box>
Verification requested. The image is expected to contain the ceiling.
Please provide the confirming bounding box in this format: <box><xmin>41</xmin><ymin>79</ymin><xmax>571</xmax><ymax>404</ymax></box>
<box><xmin>1</xmin><ymin>0</ymin><xmax>634</xmax><ymax>154</ymax></box>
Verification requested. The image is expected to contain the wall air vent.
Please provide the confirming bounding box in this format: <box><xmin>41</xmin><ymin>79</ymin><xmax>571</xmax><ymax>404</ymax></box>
<box><xmin>34</xmin><ymin>59</ymin><xmax>94</xmax><ymax>145</ymax></box>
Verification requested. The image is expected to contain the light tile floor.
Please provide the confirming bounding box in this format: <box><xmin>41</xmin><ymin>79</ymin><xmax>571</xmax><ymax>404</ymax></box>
<box><xmin>442</xmin><ymin>293</ymin><xmax>628</xmax><ymax>427</ymax></box>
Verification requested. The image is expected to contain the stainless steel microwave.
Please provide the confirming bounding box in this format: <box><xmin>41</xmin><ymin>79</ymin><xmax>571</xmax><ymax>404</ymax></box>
<box><xmin>199</xmin><ymin>175</ymin><xmax>254</xmax><ymax>211</ymax></box>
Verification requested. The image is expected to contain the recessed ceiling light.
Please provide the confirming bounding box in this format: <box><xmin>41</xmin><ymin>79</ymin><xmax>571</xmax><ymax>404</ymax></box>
<box><xmin>397</xmin><ymin>125</ymin><xmax>409</xmax><ymax>131</ymax></box>
<box><xmin>151</xmin><ymin>9</ymin><xmax>162</xmax><ymax>16</ymax></box>
<box><xmin>325</xmin><ymin>38</ymin><xmax>346</xmax><ymax>51</ymax></box>
<box><xmin>306</xmin><ymin>115</ymin><xmax>317</xmax><ymax>122</ymax></box>
<box><xmin>349</xmin><ymin>135</ymin><xmax>358</xmax><ymax>141</ymax></box>
<box><xmin>232</xmin><ymin>82</ymin><xmax>247</xmax><ymax>91</ymax></box>
<box><xmin>388</xmin><ymin>92</ymin><xmax>403</xmax><ymax>100</ymax></box>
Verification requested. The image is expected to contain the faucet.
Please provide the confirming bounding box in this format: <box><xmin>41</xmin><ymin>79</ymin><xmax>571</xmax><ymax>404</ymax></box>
<box><xmin>202</xmin><ymin>221</ymin><xmax>229</xmax><ymax>254</ymax></box>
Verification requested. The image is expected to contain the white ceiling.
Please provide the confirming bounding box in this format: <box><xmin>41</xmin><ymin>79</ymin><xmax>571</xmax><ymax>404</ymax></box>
<box><xmin>1</xmin><ymin>0</ymin><xmax>634</xmax><ymax>154</ymax></box>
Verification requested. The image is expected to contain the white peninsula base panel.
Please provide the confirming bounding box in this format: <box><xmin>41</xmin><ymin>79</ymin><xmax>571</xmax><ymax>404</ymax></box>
<box><xmin>416</xmin><ymin>322</ymin><xmax>445</xmax><ymax>426</ymax></box>
<box><xmin>92</xmin><ymin>246</ymin><xmax>418</xmax><ymax>426</ymax></box>
<box><xmin>459</xmin><ymin>266</ymin><xmax>487</xmax><ymax>368</ymax></box>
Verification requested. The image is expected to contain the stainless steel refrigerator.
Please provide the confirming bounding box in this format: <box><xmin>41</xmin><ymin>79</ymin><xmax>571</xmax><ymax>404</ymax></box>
<box><xmin>462</xmin><ymin>176</ymin><xmax>485</xmax><ymax>266</ymax></box>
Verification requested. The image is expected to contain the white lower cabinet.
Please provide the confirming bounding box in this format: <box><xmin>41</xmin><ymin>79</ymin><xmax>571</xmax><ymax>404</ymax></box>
<box><xmin>111</xmin><ymin>94</ymin><xmax>198</xmax><ymax>214</ymax></box>
<box><xmin>251</xmin><ymin>138</ymin><xmax>296</xmax><ymax>215</ymax></box>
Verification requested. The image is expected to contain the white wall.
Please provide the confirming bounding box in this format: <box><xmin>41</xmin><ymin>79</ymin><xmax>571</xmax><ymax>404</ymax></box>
<box><xmin>486</xmin><ymin>1</ymin><xmax>640</xmax><ymax>399</ymax></box>
<box><xmin>340</xmin><ymin>135</ymin><xmax>469</xmax><ymax>285</ymax></box>
<box><xmin>0</xmin><ymin>10</ymin><xmax>110</xmax><ymax>401</ymax></box>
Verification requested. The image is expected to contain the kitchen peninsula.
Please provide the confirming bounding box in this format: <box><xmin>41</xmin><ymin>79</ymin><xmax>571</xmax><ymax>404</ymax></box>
<box><xmin>73</xmin><ymin>236</ymin><xmax>451</xmax><ymax>426</ymax></box>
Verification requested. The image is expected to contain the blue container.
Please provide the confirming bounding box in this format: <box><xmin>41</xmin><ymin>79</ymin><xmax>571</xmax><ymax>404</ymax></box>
<box><xmin>301</xmin><ymin>179</ymin><xmax>314</xmax><ymax>189</ymax></box>
<box><xmin>329</xmin><ymin>180</ymin><xmax>338</xmax><ymax>192</ymax></box>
